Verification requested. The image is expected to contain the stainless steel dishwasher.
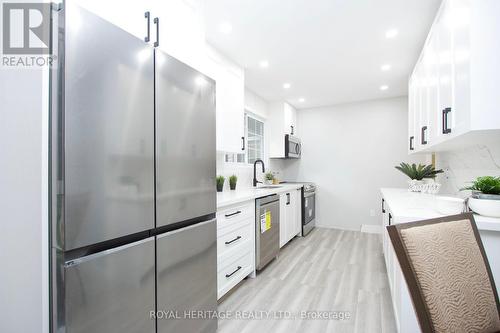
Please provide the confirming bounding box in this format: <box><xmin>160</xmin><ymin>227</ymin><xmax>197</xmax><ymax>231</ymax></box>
<box><xmin>255</xmin><ymin>194</ymin><xmax>280</xmax><ymax>270</ymax></box>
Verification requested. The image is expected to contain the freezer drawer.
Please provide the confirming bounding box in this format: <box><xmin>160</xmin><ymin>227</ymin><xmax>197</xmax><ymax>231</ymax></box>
<box><xmin>64</xmin><ymin>237</ymin><xmax>155</xmax><ymax>333</ymax></box>
<box><xmin>155</xmin><ymin>49</ymin><xmax>216</xmax><ymax>228</ymax></box>
<box><xmin>156</xmin><ymin>219</ymin><xmax>217</xmax><ymax>333</ymax></box>
<box><xmin>62</xmin><ymin>3</ymin><xmax>155</xmax><ymax>250</ymax></box>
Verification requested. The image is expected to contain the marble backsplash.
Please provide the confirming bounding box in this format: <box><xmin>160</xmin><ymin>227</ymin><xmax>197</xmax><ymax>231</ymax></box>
<box><xmin>435</xmin><ymin>144</ymin><xmax>500</xmax><ymax>196</ymax></box>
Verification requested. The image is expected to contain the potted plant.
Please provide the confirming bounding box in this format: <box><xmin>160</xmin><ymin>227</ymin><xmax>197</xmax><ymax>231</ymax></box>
<box><xmin>461</xmin><ymin>176</ymin><xmax>500</xmax><ymax>217</ymax></box>
<box><xmin>395</xmin><ymin>162</ymin><xmax>443</xmax><ymax>193</ymax></box>
<box><xmin>229</xmin><ymin>175</ymin><xmax>237</xmax><ymax>190</ymax></box>
<box><xmin>264</xmin><ymin>172</ymin><xmax>274</xmax><ymax>185</ymax></box>
<box><xmin>216</xmin><ymin>175</ymin><xmax>225</xmax><ymax>192</ymax></box>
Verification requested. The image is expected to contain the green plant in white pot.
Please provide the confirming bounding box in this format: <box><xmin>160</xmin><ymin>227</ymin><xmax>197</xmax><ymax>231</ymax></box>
<box><xmin>461</xmin><ymin>176</ymin><xmax>500</xmax><ymax>217</ymax></box>
<box><xmin>264</xmin><ymin>172</ymin><xmax>274</xmax><ymax>185</ymax></box>
<box><xmin>395</xmin><ymin>163</ymin><xmax>443</xmax><ymax>193</ymax></box>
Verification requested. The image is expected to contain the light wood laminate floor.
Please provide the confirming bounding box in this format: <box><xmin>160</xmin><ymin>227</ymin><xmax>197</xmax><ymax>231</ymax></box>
<box><xmin>217</xmin><ymin>228</ymin><xmax>397</xmax><ymax>333</ymax></box>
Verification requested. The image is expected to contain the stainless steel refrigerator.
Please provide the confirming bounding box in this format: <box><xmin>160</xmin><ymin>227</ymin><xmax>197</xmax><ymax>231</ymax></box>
<box><xmin>50</xmin><ymin>3</ymin><xmax>217</xmax><ymax>332</ymax></box>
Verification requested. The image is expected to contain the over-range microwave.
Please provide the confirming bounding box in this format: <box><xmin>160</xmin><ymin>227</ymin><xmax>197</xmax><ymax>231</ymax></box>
<box><xmin>285</xmin><ymin>134</ymin><xmax>301</xmax><ymax>158</ymax></box>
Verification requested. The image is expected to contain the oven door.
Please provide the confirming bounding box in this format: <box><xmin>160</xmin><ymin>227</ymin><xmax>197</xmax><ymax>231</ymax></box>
<box><xmin>285</xmin><ymin>135</ymin><xmax>301</xmax><ymax>158</ymax></box>
<box><xmin>302</xmin><ymin>192</ymin><xmax>315</xmax><ymax>235</ymax></box>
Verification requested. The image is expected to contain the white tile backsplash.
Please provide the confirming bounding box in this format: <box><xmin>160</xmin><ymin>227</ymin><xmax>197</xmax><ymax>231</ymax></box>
<box><xmin>436</xmin><ymin>144</ymin><xmax>500</xmax><ymax>196</ymax></box>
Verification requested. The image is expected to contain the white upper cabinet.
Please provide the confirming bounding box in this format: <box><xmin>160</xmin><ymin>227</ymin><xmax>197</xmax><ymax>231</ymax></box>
<box><xmin>204</xmin><ymin>46</ymin><xmax>245</xmax><ymax>153</ymax></box>
<box><xmin>151</xmin><ymin>0</ymin><xmax>206</xmax><ymax>70</ymax></box>
<box><xmin>74</xmin><ymin>0</ymin><xmax>206</xmax><ymax>71</ymax></box>
<box><xmin>408</xmin><ymin>0</ymin><xmax>500</xmax><ymax>153</ymax></box>
<box><xmin>268</xmin><ymin>102</ymin><xmax>298</xmax><ymax>158</ymax></box>
<box><xmin>73</xmin><ymin>0</ymin><xmax>153</xmax><ymax>42</ymax></box>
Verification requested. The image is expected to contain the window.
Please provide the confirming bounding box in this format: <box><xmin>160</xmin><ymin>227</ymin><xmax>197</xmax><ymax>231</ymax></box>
<box><xmin>246</xmin><ymin>114</ymin><xmax>264</xmax><ymax>164</ymax></box>
<box><xmin>224</xmin><ymin>113</ymin><xmax>265</xmax><ymax>164</ymax></box>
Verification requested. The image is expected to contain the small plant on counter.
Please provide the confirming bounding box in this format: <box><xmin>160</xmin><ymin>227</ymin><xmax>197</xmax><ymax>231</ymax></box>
<box><xmin>461</xmin><ymin>176</ymin><xmax>500</xmax><ymax>218</ymax></box>
<box><xmin>461</xmin><ymin>176</ymin><xmax>500</xmax><ymax>195</ymax></box>
<box><xmin>229</xmin><ymin>175</ymin><xmax>238</xmax><ymax>190</ymax></box>
<box><xmin>395</xmin><ymin>162</ymin><xmax>443</xmax><ymax>180</ymax></box>
<box><xmin>216</xmin><ymin>175</ymin><xmax>225</xmax><ymax>192</ymax></box>
<box><xmin>265</xmin><ymin>172</ymin><xmax>274</xmax><ymax>185</ymax></box>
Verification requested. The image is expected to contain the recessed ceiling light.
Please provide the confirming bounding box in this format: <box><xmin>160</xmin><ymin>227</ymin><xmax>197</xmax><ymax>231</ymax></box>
<box><xmin>283</xmin><ymin>83</ymin><xmax>291</xmax><ymax>89</ymax></box>
<box><xmin>385</xmin><ymin>29</ymin><xmax>399</xmax><ymax>39</ymax></box>
<box><xmin>381</xmin><ymin>64</ymin><xmax>391</xmax><ymax>71</ymax></box>
<box><xmin>218</xmin><ymin>22</ymin><xmax>232</xmax><ymax>34</ymax></box>
<box><xmin>299</xmin><ymin>98</ymin><xmax>305</xmax><ymax>102</ymax></box>
<box><xmin>259</xmin><ymin>60</ymin><xmax>269</xmax><ymax>68</ymax></box>
<box><xmin>380</xmin><ymin>85</ymin><xmax>389</xmax><ymax>91</ymax></box>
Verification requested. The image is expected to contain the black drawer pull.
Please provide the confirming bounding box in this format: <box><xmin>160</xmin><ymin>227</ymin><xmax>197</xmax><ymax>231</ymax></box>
<box><xmin>225</xmin><ymin>236</ymin><xmax>242</xmax><ymax>245</ymax></box>
<box><xmin>225</xmin><ymin>266</ymin><xmax>242</xmax><ymax>278</ymax></box>
<box><xmin>382</xmin><ymin>198</ymin><xmax>386</xmax><ymax>213</ymax></box>
<box><xmin>409</xmin><ymin>136</ymin><xmax>414</xmax><ymax>151</ymax></box>
<box><xmin>388</xmin><ymin>213</ymin><xmax>392</xmax><ymax>226</ymax></box>
<box><xmin>225</xmin><ymin>210</ymin><xmax>241</xmax><ymax>218</ymax></box>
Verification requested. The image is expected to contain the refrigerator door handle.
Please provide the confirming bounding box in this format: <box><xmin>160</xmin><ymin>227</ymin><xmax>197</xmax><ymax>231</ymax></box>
<box><xmin>153</xmin><ymin>17</ymin><xmax>159</xmax><ymax>47</ymax></box>
<box><xmin>144</xmin><ymin>11</ymin><xmax>150</xmax><ymax>42</ymax></box>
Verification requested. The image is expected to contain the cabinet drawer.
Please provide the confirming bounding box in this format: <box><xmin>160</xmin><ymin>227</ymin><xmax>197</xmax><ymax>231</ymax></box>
<box><xmin>217</xmin><ymin>222</ymin><xmax>253</xmax><ymax>258</ymax></box>
<box><xmin>217</xmin><ymin>250</ymin><xmax>253</xmax><ymax>299</ymax></box>
<box><xmin>216</xmin><ymin>202</ymin><xmax>254</xmax><ymax>229</ymax></box>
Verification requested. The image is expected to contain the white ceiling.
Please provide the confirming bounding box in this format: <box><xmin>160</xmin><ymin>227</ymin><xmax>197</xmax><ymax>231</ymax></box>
<box><xmin>204</xmin><ymin>0</ymin><xmax>441</xmax><ymax>109</ymax></box>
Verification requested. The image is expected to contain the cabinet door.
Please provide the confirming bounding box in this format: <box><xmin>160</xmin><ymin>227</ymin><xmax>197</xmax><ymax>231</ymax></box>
<box><xmin>215</xmin><ymin>63</ymin><xmax>245</xmax><ymax>153</ymax></box>
<box><xmin>436</xmin><ymin>0</ymin><xmax>454</xmax><ymax>137</ymax></box>
<box><xmin>451</xmin><ymin>0</ymin><xmax>471</xmax><ymax>136</ymax></box>
<box><xmin>408</xmin><ymin>76</ymin><xmax>417</xmax><ymax>153</ymax></box>
<box><xmin>295</xmin><ymin>189</ymin><xmax>302</xmax><ymax>236</ymax></box>
<box><xmin>283</xmin><ymin>103</ymin><xmax>297</xmax><ymax>136</ymax></box>
<box><xmin>424</xmin><ymin>31</ymin><xmax>439</xmax><ymax>146</ymax></box>
<box><xmin>279</xmin><ymin>193</ymin><xmax>288</xmax><ymax>248</ymax></box>
<box><xmin>74</xmin><ymin>0</ymin><xmax>152</xmax><ymax>42</ymax></box>
<box><xmin>151</xmin><ymin>0</ymin><xmax>206</xmax><ymax>70</ymax></box>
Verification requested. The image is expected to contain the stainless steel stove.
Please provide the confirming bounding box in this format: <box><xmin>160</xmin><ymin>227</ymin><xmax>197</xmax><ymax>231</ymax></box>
<box><xmin>280</xmin><ymin>182</ymin><xmax>316</xmax><ymax>236</ymax></box>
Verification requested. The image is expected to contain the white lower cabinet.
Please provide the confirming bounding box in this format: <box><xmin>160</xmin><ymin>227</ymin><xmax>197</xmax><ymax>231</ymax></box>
<box><xmin>381</xmin><ymin>197</ymin><xmax>427</xmax><ymax>333</ymax></box>
<box><xmin>216</xmin><ymin>201</ymin><xmax>255</xmax><ymax>299</ymax></box>
<box><xmin>279</xmin><ymin>189</ymin><xmax>301</xmax><ymax>248</ymax></box>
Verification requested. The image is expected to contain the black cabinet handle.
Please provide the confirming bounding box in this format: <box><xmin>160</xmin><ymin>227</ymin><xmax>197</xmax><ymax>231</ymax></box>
<box><xmin>224</xmin><ymin>210</ymin><xmax>241</xmax><ymax>218</ymax></box>
<box><xmin>409</xmin><ymin>136</ymin><xmax>414</xmax><ymax>151</ymax></box>
<box><xmin>286</xmin><ymin>193</ymin><xmax>290</xmax><ymax>205</ymax></box>
<box><xmin>388</xmin><ymin>213</ymin><xmax>392</xmax><ymax>226</ymax></box>
<box><xmin>225</xmin><ymin>235</ymin><xmax>242</xmax><ymax>245</ymax></box>
<box><xmin>225</xmin><ymin>266</ymin><xmax>242</xmax><ymax>278</ymax></box>
<box><xmin>442</xmin><ymin>107</ymin><xmax>451</xmax><ymax>134</ymax></box>
<box><xmin>290</xmin><ymin>125</ymin><xmax>294</xmax><ymax>135</ymax></box>
<box><xmin>382</xmin><ymin>198</ymin><xmax>386</xmax><ymax>213</ymax></box>
<box><xmin>241</xmin><ymin>136</ymin><xmax>245</xmax><ymax>151</ymax></box>
<box><xmin>144</xmin><ymin>12</ymin><xmax>150</xmax><ymax>42</ymax></box>
<box><xmin>421</xmin><ymin>126</ymin><xmax>428</xmax><ymax>145</ymax></box>
<box><xmin>153</xmin><ymin>17</ymin><xmax>159</xmax><ymax>47</ymax></box>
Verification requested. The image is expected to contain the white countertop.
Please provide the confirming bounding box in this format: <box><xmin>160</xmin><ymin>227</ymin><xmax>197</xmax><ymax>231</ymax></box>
<box><xmin>217</xmin><ymin>184</ymin><xmax>304</xmax><ymax>208</ymax></box>
<box><xmin>380</xmin><ymin>188</ymin><xmax>500</xmax><ymax>232</ymax></box>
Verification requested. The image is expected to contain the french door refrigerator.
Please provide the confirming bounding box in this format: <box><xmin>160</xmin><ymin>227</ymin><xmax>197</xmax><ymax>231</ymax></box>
<box><xmin>50</xmin><ymin>3</ymin><xmax>217</xmax><ymax>333</ymax></box>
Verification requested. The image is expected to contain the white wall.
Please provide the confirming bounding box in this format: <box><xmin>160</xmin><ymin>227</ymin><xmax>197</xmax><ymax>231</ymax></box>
<box><xmin>0</xmin><ymin>68</ymin><xmax>49</xmax><ymax>332</ymax></box>
<box><xmin>436</xmin><ymin>144</ymin><xmax>500</xmax><ymax>196</ymax></box>
<box><xmin>281</xmin><ymin>97</ymin><xmax>425</xmax><ymax>230</ymax></box>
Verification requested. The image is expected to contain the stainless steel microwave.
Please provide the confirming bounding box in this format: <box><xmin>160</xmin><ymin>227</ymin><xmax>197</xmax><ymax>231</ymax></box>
<box><xmin>285</xmin><ymin>134</ymin><xmax>301</xmax><ymax>158</ymax></box>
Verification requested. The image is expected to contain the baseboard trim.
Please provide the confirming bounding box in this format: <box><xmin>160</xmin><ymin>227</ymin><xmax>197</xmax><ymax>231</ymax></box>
<box><xmin>315</xmin><ymin>224</ymin><xmax>360</xmax><ymax>232</ymax></box>
<box><xmin>360</xmin><ymin>224</ymin><xmax>382</xmax><ymax>234</ymax></box>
